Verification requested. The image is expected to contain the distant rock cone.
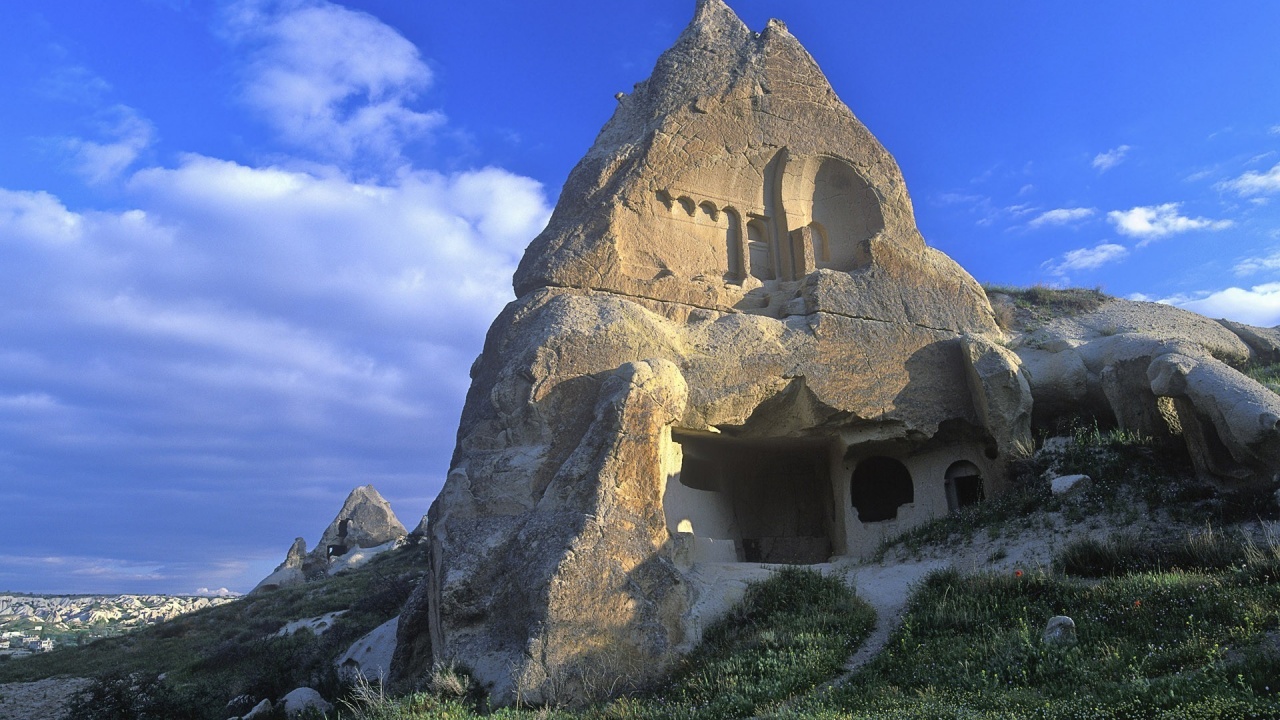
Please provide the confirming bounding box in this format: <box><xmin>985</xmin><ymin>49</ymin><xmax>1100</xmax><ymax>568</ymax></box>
<box><xmin>252</xmin><ymin>537</ymin><xmax>308</xmax><ymax>594</ymax></box>
<box><xmin>251</xmin><ymin>485</ymin><xmax>407</xmax><ymax>594</ymax></box>
<box><xmin>307</xmin><ymin>484</ymin><xmax>407</xmax><ymax>568</ymax></box>
<box><xmin>395</xmin><ymin>0</ymin><xmax>1038</xmax><ymax>705</ymax></box>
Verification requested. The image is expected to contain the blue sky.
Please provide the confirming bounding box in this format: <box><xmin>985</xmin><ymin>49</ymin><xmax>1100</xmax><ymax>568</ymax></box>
<box><xmin>1</xmin><ymin>1</ymin><xmax>1278</xmax><ymax>594</ymax></box>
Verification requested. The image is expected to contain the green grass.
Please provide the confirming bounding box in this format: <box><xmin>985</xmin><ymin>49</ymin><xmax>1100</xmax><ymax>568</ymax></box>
<box><xmin>338</xmin><ymin>555</ymin><xmax>1280</xmax><ymax>720</ymax></box>
<box><xmin>783</xmin><ymin>561</ymin><xmax>1280</xmax><ymax>719</ymax></box>
<box><xmin>335</xmin><ymin>568</ymin><xmax>877</xmax><ymax>720</ymax></box>
<box><xmin>0</xmin><ymin>543</ymin><xmax>426</xmax><ymax>719</ymax></box>
<box><xmin>1245</xmin><ymin>361</ymin><xmax>1280</xmax><ymax>396</ymax></box>
<box><xmin>983</xmin><ymin>284</ymin><xmax>1112</xmax><ymax>331</ymax></box>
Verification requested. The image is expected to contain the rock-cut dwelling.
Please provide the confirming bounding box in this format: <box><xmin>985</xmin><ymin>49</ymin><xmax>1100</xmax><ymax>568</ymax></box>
<box><xmin>392</xmin><ymin>0</ymin><xmax>1280</xmax><ymax>706</ymax></box>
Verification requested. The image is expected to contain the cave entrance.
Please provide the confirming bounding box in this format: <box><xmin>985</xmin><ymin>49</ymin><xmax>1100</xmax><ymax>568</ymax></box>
<box><xmin>849</xmin><ymin>456</ymin><xmax>913</xmax><ymax>523</ymax></box>
<box><xmin>667</xmin><ymin>432</ymin><xmax>833</xmax><ymax>564</ymax></box>
<box><xmin>944</xmin><ymin>460</ymin><xmax>985</xmax><ymax>513</ymax></box>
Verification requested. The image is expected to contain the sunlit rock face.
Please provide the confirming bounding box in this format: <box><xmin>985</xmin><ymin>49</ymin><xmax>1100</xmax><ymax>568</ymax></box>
<box><xmin>396</xmin><ymin>0</ymin><xmax>1029</xmax><ymax>705</ymax></box>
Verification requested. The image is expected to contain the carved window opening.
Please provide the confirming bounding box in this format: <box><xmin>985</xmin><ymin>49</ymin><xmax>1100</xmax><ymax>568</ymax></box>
<box><xmin>746</xmin><ymin>219</ymin><xmax>774</xmax><ymax>281</ymax></box>
<box><xmin>665</xmin><ymin>432</ymin><xmax>833</xmax><ymax>564</ymax></box>
<box><xmin>850</xmin><ymin>456</ymin><xmax>913</xmax><ymax>523</ymax></box>
<box><xmin>724</xmin><ymin>208</ymin><xmax>744</xmax><ymax>283</ymax></box>
<box><xmin>944</xmin><ymin>460</ymin><xmax>984</xmax><ymax>513</ymax></box>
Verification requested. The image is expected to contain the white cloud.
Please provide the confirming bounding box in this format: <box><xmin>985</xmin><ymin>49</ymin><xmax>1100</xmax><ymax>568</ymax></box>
<box><xmin>0</xmin><ymin>189</ymin><xmax>85</xmax><ymax>244</ymax></box>
<box><xmin>1042</xmin><ymin>242</ymin><xmax>1129</xmax><ymax>276</ymax></box>
<box><xmin>0</xmin><ymin>156</ymin><xmax>551</xmax><ymax>592</ymax></box>
<box><xmin>1234</xmin><ymin>249</ymin><xmax>1280</xmax><ymax>277</ymax></box>
<box><xmin>1092</xmin><ymin>145</ymin><xmax>1130</xmax><ymax>172</ymax></box>
<box><xmin>1027</xmin><ymin>207</ymin><xmax>1095</xmax><ymax>229</ymax></box>
<box><xmin>63</xmin><ymin>105</ymin><xmax>154</xmax><ymax>184</ymax></box>
<box><xmin>1106</xmin><ymin>203</ymin><xmax>1233</xmax><ymax>245</ymax></box>
<box><xmin>1219</xmin><ymin>163</ymin><xmax>1280</xmax><ymax>197</ymax></box>
<box><xmin>1163</xmin><ymin>283</ymin><xmax>1280</xmax><ymax>327</ymax></box>
<box><xmin>1269</xmin><ymin>124</ymin><xmax>1280</xmax><ymax>136</ymax></box>
<box><xmin>224</xmin><ymin>0</ymin><xmax>443</xmax><ymax>162</ymax></box>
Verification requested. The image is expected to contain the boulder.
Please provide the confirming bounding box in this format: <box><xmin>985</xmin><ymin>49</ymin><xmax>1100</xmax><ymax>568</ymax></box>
<box><xmin>1217</xmin><ymin>319</ymin><xmax>1280</xmax><ymax>365</ymax></box>
<box><xmin>242</xmin><ymin>698</ymin><xmax>272</xmax><ymax>719</ymax></box>
<box><xmin>398</xmin><ymin>0</ymin><xmax>1029</xmax><ymax>705</ymax></box>
<box><xmin>337</xmin><ymin>615</ymin><xmax>399</xmax><ymax>683</ymax></box>
<box><xmin>1016</xmin><ymin>299</ymin><xmax>1280</xmax><ymax>485</ymax></box>
<box><xmin>1050</xmin><ymin>474</ymin><xmax>1089</xmax><ymax>495</ymax></box>
<box><xmin>1042</xmin><ymin>615</ymin><xmax>1077</xmax><ymax>645</ymax></box>
<box><xmin>281</xmin><ymin>687</ymin><xmax>332</xmax><ymax>717</ymax></box>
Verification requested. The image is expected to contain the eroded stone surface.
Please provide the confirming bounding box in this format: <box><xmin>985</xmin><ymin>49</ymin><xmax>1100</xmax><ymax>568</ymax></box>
<box><xmin>394</xmin><ymin>1</ymin><xmax>1280</xmax><ymax>706</ymax></box>
<box><xmin>399</xmin><ymin>0</ymin><xmax>1023</xmax><ymax>705</ymax></box>
<box><xmin>1015</xmin><ymin>299</ymin><xmax>1280</xmax><ymax>485</ymax></box>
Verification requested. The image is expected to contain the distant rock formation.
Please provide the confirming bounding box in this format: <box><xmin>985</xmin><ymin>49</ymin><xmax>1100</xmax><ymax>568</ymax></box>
<box><xmin>1013</xmin><ymin>299</ymin><xmax>1280</xmax><ymax>484</ymax></box>
<box><xmin>252</xmin><ymin>485</ymin><xmax>406</xmax><ymax>594</ymax></box>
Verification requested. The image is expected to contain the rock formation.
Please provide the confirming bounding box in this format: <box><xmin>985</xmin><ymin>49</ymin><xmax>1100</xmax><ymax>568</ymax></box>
<box><xmin>393</xmin><ymin>0</ymin><xmax>1280</xmax><ymax>706</ymax></box>
<box><xmin>1012</xmin><ymin>299</ymin><xmax>1280</xmax><ymax>485</ymax></box>
<box><xmin>252</xmin><ymin>485</ymin><xmax>407</xmax><ymax>593</ymax></box>
<box><xmin>397</xmin><ymin>0</ymin><xmax>1032</xmax><ymax>704</ymax></box>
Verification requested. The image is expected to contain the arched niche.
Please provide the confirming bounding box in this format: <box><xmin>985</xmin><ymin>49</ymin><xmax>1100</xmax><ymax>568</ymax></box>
<box><xmin>810</xmin><ymin>157</ymin><xmax>882</xmax><ymax>270</ymax></box>
<box><xmin>944</xmin><ymin>461</ymin><xmax>984</xmax><ymax>512</ymax></box>
<box><xmin>850</xmin><ymin>456</ymin><xmax>913</xmax><ymax>523</ymax></box>
<box><xmin>746</xmin><ymin>218</ymin><xmax>774</xmax><ymax>281</ymax></box>
<box><xmin>724</xmin><ymin>208</ymin><xmax>745</xmax><ymax>284</ymax></box>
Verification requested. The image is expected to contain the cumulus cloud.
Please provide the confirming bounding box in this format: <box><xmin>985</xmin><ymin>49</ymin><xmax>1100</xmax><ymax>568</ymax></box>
<box><xmin>0</xmin><ymin>155</ymin><xmax>550</xmax><ymax>592</ymax></box>
<box><xmin>1164</xmin><ymin>283</ymin><xmax>1280</xmax><ymax>327</ymax></box>
<box><xmin>1092</xmin><ymin>145</ymin><xmax>1130</xmax><ymax>172</ymax></box>
<box><xmin>0</xmin><ymin>0</ymin><xmax>557</xmax><ymax>594</ymax></box>
<box><xmin>1219</xmin><ymin>162</ymin><xmax>1280</xmax><ymax>197</ymax></box>
<box><xmin>1027</xmin><ymin>207</ymin><xmax>1095</xmax><ymax>229</ymax></box>
<box><xmin>1042</xmin><ymin>242</ymin><xmax>1129</xmax><ymax>276</ymax></box>
<box><xmin>1233</xmin><ymin>249</ymin><xmax>1280</xmax><ymax>277</ymax></box>
<box><xmin>223</xmin><ymin>0</ymin><xmax>443</xmax><ymax>162</ymax></box>
<box><xmin>1106</xmin><ymin>203</ymin><xmax>1233</xmax><ymax>246</ymax></box>
<box><xmin>63</xmin><ymin>105</ymin><xmax>155</xmax><ymax>184</ymax></box>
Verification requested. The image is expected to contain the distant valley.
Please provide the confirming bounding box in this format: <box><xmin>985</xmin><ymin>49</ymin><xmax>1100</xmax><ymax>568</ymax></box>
<box><xmin>0</xmin><ymin>592</ymin><xmax>238</xmax><ymax>657</ymax></box>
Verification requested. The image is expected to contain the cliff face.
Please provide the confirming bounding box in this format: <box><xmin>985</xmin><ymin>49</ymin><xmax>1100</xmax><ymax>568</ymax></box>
<box><xmin>396</xmin><ymin>0</ymin><xmax>1029</xmax><ymax>705</ymax></box>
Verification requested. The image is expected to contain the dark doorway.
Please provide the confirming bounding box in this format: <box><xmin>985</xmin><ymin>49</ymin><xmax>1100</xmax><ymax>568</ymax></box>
<box><xmin>850</xmin><ymin>456</ymin><xmax>913</xmax><ymax>522</ymax></box>
<box><xmin>671</xmin><ymin>432</ymin><xmax>833</xmax><ymax>564</ymax></box>
<box><xmin>944</xmin><ymin>461</ymin><xmax>985</xmax><ymax>512</ymax></box>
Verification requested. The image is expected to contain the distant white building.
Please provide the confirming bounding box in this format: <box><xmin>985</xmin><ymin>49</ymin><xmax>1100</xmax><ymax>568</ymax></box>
<box><xmin>0</xmin><ymin>639</ymin><xmax>9</xmax><ymax>649</ymax></box>
<box><xmin>37</xmin><ymin>638</ymin><xmax>54</xmax><ymax>652</ymax></box>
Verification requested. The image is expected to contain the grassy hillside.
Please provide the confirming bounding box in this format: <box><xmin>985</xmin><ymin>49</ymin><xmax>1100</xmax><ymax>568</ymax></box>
<box><xmin>9</xmin><ymin>426</ymin><xmax>1280</xmax><ymax>719</ymax></box>
<box><xmin>0</xmin><ymin>541</ymin><xmax>426</xmax><ymax>718</ymax></box>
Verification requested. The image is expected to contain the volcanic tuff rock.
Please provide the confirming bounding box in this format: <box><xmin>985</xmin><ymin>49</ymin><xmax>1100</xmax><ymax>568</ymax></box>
<box><xmin>396</xmin><ymin>0</ymin><xmax>1280</xmax><ymax>707</ymax></box>
<box><xmin>1013</xmin><ymin>299</ymin><xmax>1280</xmax><ymax>483</ymax></box>
<box><xmin>252</xmin><ymin>485</ymin><xmax>406</xmax><ymax>593</ymax></box>
<box><xmin>399</xmin><ymin>0</ymin><xmax>1026</xmax><ymax>705</ymax></box>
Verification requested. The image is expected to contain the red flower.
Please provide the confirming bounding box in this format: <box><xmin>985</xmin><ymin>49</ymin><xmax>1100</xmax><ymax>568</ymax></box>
<box><xmin>1014</xmin><ymin>570</ymin><xmax>1023</xmax><ymax>578</ymax></box>
<box><xmin>1133</xmin><ymin>600</ymin><xmax>1142</xmax><ymax>608</ymax></box>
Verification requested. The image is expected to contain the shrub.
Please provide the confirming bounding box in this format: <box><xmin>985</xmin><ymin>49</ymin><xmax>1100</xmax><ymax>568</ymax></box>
<box><xmin>60</xmin><ymin>672</ymin><xmax>198</xmax><ymax>720</ymax></box>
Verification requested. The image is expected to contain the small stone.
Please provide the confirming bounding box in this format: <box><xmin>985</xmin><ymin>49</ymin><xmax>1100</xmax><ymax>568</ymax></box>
<box><xmin>1050</xmin><ymin>474</ymin><xmax>1090</xmax><ymax>495</ymax></box>
<box><xmin>242</xmin><ymin>698</ymin><xmax>273</xmax><ymax>719</ymax></box>
<box><xmin>1042</xmin><ymin>615</ymin><xmax>1076</xmax><ymax>645</ymax></box>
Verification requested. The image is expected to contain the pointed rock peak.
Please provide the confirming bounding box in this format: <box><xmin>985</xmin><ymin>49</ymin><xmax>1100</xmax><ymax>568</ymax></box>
<box><xmin>665</xmin><ymin>0</ymin><xmax>751</xmax><ymax>64</ymax></box>
<box><xmin>310</xmin><ymin>484</ymin><xmax>407</xmax><ymax>560</ymax></box>
<box><xmin>689</xmin><ymin>0</ymin><xmax>747</xmax><ymax>35</ymax></box>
